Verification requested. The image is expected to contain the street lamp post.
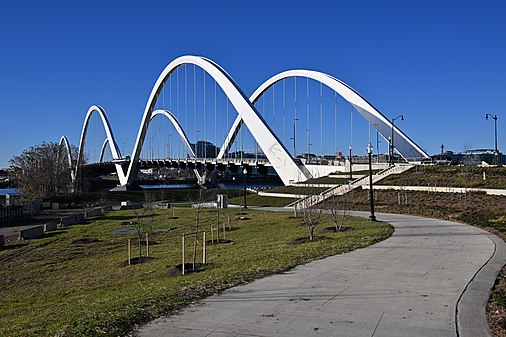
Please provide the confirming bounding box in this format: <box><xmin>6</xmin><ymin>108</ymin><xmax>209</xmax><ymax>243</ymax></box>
<box><xmin>390</xmin><ymin>115</ymin><xmax>404</xmax><ymax>166</ymax></box>
<box><xmin>367</xmin><ymin>143</ymin><xmax>377</xmax><ymax>221</ymax></box>
<box><xmin>243</xmin><ymin>168</ymin><xmax>248</xmax><ymax>209</ymax></box>
<box><xmin>486</xmin><ymin>114</ymin><xmax>499</xmax><ymax>165</ymax></box>
<box><xmin>348</xmin><ymin>145</ymin><xmax>353</xmax><ymax>181</ymax></box>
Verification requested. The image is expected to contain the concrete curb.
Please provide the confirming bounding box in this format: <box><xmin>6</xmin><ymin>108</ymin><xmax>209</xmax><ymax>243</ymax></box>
<box><xmin>457</xmin><ymin>229</ymin><xmax>506</xmax><ymax>337</ymax></box>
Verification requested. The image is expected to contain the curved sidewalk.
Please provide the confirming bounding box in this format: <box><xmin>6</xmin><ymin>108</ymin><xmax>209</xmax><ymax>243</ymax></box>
<box><xmin>136</xmin><ymin>212</ymin><xmax>505</xmax><ymax>337</ymax></box>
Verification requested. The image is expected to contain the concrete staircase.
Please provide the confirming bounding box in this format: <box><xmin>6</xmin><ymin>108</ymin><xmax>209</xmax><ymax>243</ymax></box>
<box><xmin>288</xmin><ymin>164</ymin><xmax>414</xmax><ymax>209</ymax></box>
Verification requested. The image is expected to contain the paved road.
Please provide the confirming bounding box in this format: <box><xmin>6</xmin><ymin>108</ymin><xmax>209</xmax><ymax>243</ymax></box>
<box><xmin>136</xmin><ymin>212</ymin><xmax>505</xmax><ymax>337</ymax></box>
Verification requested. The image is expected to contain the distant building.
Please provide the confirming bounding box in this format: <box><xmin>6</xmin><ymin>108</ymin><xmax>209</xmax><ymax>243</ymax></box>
<box><xmin>190</xmin><ymin>141</ymin><xmax>220</xmax><ymax>159</ymax></box>
<box><xmin>429</xmin><ymin>149</ymin><xmax>504</xmax><ymax>165</ymax></box>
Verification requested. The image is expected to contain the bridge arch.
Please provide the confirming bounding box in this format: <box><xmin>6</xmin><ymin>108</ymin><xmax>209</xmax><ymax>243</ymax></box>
<box><xmin>150</xmin><ymin>109</ymin><xmax>196</xmax><ymax>158</ymax></box>
<box><xmin>62</xmin><ymin>57</ymin><xmax>429</xmax><ymax>188</ymax></box>
<box><xmin>73</xmin><ymin>105</ymin><xmax>126</xmax><ymax>183</ymax></box>
<box><xmin>125</xmin><ymin>55</ymin><xmax>310</xmax><ymax>186</ymax></box>
<box><xmin>59</xmin><ymin>135</ymin><xmax>75</xmax><ymax>181</ymax></box>
<box><xmin>219</xmin><ymin>70</ymin><xmax>429</xmax><ymax>162</ymax></box>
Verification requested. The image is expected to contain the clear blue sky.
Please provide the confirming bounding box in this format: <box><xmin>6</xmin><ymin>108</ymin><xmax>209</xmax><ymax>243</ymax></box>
<box><xmin>1</xmin><ymin>0</ymin><xmax>505</xmax><ymax>167</ymax></box>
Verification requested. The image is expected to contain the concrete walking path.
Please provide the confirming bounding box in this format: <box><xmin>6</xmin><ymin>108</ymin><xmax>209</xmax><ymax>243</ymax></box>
<box><xmin>136</xmin><ymin>211</ymin><xmax>505</xmax><ymax>337</ymax></box>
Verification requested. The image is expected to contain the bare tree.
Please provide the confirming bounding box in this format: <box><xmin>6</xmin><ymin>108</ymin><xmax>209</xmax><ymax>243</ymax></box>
<box><xmin>190</xmin><ymin>187</ymin><xmax>215</xmax><ymax>269</ymax></box>
<box><xmin>131</xmin><ymin>206</ymin><xmax>154</xmax><ymax>262</ymax></box>
<box><xmin>462</xmin><ymin>144</ymin><xmax>474</xmax><ymax>204</ymax></box>
<box><xmin>328</xmin><ymin>196</ymin><xmax>345</xmax><ymax>232</ymax></box>
<box><xmin>9</xmin><ymin>142</ymin><xmax>74</xmax><ymax>200</ymax></box>
<box><xmin>299</xmin><ymin>195</ymin><xmax>322</xmax><ymax>241</ymax></box>
<box><xmin>327</xmin><ymin>187</ymin><xmax>355</xmax><ymax>232</ymax></box>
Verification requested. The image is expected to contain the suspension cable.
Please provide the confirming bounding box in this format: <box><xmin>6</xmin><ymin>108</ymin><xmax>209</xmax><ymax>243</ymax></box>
<box><xmin>335</xmin><ymin>91</ymin><xmax>338</xmax><ymax>160</ymax></box>
<box><xmin>185</xmin><ymin>64</ymin><xmax>188</xmax><ymax>158</ymax></box>
<box><xmin>203</xmin><ymin>70</ymin><xmax>206</xmax><ymax>159</ymax></box>
<box><xmin>193</xmin><ymin>64</ymin><xmax>196</xmax><ymax>155</ymax></box>
<box><xmin>283</xmin><ymin>79</ymin><xmax>286</xmax><ymax>145</ymax></box>
<box><xmin>320</xmin><ymin>81</ymin><xmax>323</xmax><ymax>162</ymax></box>
<box><xmin>214</xmin><ymin>79</ymin><xmax>217</xmax><ymax>158</ymax></box>
<box><xmin>177</xmin><ymin>67</ymin><xmax>180</xmax><ymax>159</ymax></box>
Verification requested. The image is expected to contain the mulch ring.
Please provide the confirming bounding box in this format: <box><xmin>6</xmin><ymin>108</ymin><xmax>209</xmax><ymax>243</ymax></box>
<box><xmin>167</xmin><ymin>262</ymin><xmax>206</xmax><ymax>277</ymax></box>
<box><xmin>289</xmin><ymin>236</ymin><xmax>327</xmax><ymax>245</ymax></box>
<box><xmin>205</xmin><ymin>239</ymin><xmax>234</xmax><ymax>245</ymax></box>
<box><xmin>120</xmin><ymin>256</ymin><xmax>154</xmax><ymax>267</ymax></box>
<box><xmin>322</xmin><ymin>226</ymin><xmax>352</xmax><ymax>233</ymax></box>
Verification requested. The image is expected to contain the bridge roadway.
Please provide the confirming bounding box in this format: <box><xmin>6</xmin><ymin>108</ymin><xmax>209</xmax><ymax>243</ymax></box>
<box><xmin>81</xmin><ymin>158</ymin><xmax>274</xmax><ymax>176</ymax></box>
<box><xmin>135</xmin><ymin>210</ymin><xmax>505</xmax><ymax>337</ymax></box>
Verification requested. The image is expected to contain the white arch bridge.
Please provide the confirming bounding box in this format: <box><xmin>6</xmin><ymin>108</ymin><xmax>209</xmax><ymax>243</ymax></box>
<box><xmin>60</xmin><ymin>55</ymin><xmax>429</xmax><ymax>188</ymax></box>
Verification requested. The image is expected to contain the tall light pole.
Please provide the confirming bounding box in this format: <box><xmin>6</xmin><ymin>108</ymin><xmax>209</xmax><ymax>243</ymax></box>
<box><xmin>390</xmin><ymin>115</ymin><xmax>404</xmax><ymax>166</ymax></box>
<box><xmin>486</xmin><ymin>114</ymin><xmax>499</xmax><ymax>165</ymax></box>
<box><xmin>367</xmin><ymin>143</ymin><xmax>377</xmax><ymax>221</ymax></box>
<box><xmin>349</xmin><ymin>145</ymin><xmax>353</xmax><ymax>181</ymax></box>
<box><xmin>243</xmin><ymin>167</ymin><xmax>248</xmax><ymax>209</ymax></box>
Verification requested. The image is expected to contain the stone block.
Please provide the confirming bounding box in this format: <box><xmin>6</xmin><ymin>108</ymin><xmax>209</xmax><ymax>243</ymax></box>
<box><xmin>60</xmin><ymin>215</ymin><xmax>76</xmax><ymax>227</ymax></box>
<box><xmin>19</xmin><ymin>226</ymin><xmax>44</xmax><ymax>240</ymax></box>
<box><xmin>44</xmin><ymin>222</ymin><xmax>58</xmax><ymax>232</ymax></box>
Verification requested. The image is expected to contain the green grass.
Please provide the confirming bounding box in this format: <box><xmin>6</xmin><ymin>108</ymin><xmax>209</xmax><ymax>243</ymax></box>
<box><xmin>228</xmin><ymin>194</ymin><xmax>298</xmax><ymax>207</ymax></box>
<box><xmin>300</xmin><ymin>176</ymin><xmax>343</xmax><ymax>184</ymax></box>
<box><xmin>0</xmin><ymin>208</ymin><xmax>392</xmax><ymax>337</ymax></box>
<box><xmin>265</xmin><ymin>186</ymin><xmax>328</xmax><ymax>195</ymax></box>
<box><xmin>51</xmin><ymin>189</ymin><xmax>246</xmax><ymax>204</ymax></box>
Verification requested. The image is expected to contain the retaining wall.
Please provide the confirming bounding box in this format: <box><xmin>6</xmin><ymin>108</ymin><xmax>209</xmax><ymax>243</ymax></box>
<box><xmin>60</xmin><ymin>215</ymin><xmax>76</xmax><ymax>227</ymax></box>
<box><xmin>44</xmin><ymin>222</ymin><xmax>59</xmax><ymax>232</ymax></box>
<box><xmin>19</xmin><ymin>226</ymin><xmax>44</xmax><ymax>240</ymax></box>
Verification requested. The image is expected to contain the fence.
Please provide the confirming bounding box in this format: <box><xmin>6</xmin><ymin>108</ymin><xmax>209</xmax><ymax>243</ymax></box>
<box><xmin>0</xmin><ymin>205</ymin><xmax>23</xmax><ymax>223</ymax></box>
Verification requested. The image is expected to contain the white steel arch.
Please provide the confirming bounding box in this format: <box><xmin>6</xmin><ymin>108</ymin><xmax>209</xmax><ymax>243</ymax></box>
<box><xmin>99</xmin><ymin>138</ymin><xmax>110</xmax><ymax>163</ymax></box>
<box><xmin>219</xmin><ymin>70</ymin><xmax>430</xmax><ymax>161</ymax></box>
<box><xmin>150</xmin><ymin>109</ymin><xmax>204</xmax><ymax>183</ymax></box>
<box><xmin>150</xmin><ymin>109</ymin><xmax>195</xmax><ymax>158</ymax></box>
<box><xmin>74</xmin><ymin>105</ymin><xmax>125</xmax><ymax>183</ymax></box>
<box><xmin>125</xmin><ymin>55</ymin><xmax>310</xmax><ymax>186</ymax></box>
<box><xmin>59</xmin><ymin>135</ymin><xmax>75</xmax><ymax>181</ymax></box>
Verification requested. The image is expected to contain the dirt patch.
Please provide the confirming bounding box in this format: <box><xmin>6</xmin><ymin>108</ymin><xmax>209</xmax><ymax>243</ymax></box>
<box><xmin>323</xmin><ymin>226</ymin><xmax>352</xmax><ymax>233</ymax></box>
<box><xmin>120</xmin><ymin>256</ymin><xmax>154</xmax><ymax>267</ymax></box>
<box><xmin>205</xmin><ymin>239</ymin><xmax>234</xmax><ymax>245</ymax></box>
<box><xmin>289</xmin><ymin>236</ymin><xmax>327</xmax><ymax>245</ymax></box>
<box><xmin>167</xmin><ymin>263</ymin><xmax>206</xmax><ymax>277</ymax></box>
